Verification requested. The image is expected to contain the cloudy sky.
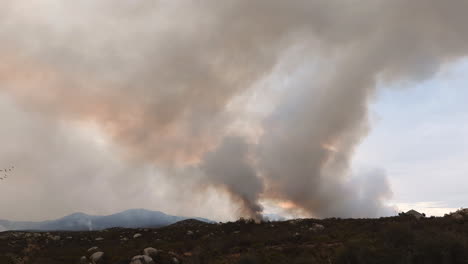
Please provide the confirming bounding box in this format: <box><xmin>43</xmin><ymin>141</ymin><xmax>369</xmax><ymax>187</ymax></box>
<box><xmin>0</xmin><ymin>0</ymin><xmax>467</xmax><ymax>222</ymax></box>
<box><xmin>356</xmin><ymin>59</ymin><xmax>468</xmax><ymax>216</ymax></box>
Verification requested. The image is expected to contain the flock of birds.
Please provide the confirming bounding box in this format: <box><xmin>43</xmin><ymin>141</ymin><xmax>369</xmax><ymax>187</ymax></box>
<box><xmin>0</xmin><ymin>166</ymin><xmax>14</xmax><ymax>180</ymax></box>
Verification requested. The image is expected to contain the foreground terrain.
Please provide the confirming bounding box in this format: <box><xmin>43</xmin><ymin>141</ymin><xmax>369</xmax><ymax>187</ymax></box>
<box><xmin>1</xmin><ymin>211</ymin><xmax>468</xmax><ymax>264</ymax></box>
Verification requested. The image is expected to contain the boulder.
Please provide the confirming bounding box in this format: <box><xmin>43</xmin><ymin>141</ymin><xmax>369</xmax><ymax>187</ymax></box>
<box><xmin>90</xmin><ymin>252</ymin><xmax>104</xmax><ymax>264</ymax></box>
<box><xmin>80</xmin><ymin>256</ymin><xmax>89</xmax><ymax>264</ymax></box>
<box><xmin>133</xmin><ymin>233</ymin><xmax>142</xmax><ymax>239</ymax></box>
<box><xmin>143</xmin><ymin>247</ymin><xmax>159</xmax><ymax>258</ymax></box>
<box><xmin>87</xmin><ymin>246</ymin><xmax>100</xmax><ymax>254</ymax></box>
<box><xmin>405</xmin><ymin>209</ymin><xmax>425</xmax><ymax>219</ymax></box>
<box><xmin>130</xmin><ymin>255</ymin><xmax>155</xmax><ymax>264</ymax></box>
<box><xmin>309</xmin><ymin>223</ymin><xmax>325</xmax><ymax>232</ymax></box>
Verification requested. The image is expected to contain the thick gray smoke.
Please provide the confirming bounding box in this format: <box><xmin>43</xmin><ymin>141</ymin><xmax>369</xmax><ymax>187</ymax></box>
<box><xmin>1</xmin><ymin>0</ymin><xmax>468</xmax><ymax>220</ymax></box>
<box><xmin>201</xmin><ymin>136</ymin><xmax>264</xmax><ymax>220</ymax></box>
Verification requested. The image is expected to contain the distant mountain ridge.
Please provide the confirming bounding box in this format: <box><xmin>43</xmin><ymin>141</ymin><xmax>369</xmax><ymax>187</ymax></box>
<box><xmin>0</xmin><ymin>209</ymin><xmax>213</xmax><ymax>231</ymax></box>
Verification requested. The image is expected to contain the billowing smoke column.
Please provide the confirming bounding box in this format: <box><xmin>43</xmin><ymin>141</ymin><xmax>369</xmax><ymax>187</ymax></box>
<box><xmin>201</xmin><ymin>136</ymin><xmax>264</xmax><ymax>220</ymax></box>
<box><xmin>1</xmin><ymin>0</ymin><xmax>468</xmax><ymax>220</ymax></box>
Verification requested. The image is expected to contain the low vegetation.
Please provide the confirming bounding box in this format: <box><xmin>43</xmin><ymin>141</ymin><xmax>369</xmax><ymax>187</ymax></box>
<box><xmin>1</xmin><ymin>212</ymin><xmax>468</xmax><ymax>264</ymax></box>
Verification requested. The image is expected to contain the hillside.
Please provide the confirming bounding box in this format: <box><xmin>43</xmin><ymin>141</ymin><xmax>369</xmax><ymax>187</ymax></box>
<box><xmin>0</xmin><ymin>209</ymin><xmax>212</xmax><ymax>231</ymax></box>
<box><xmin>1</xmin><ymin>211</ymin><xmax>468</xmax><ymax>264</ymax></box>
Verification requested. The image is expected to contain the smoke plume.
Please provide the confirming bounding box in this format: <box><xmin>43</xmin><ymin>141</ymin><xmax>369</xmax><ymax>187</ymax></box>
<box><xmin>1</xmin><ymin>0</ymin><xmax>468</xmax><ymax>220</ymax></box>
<box><xmin>201</xmin><ymin>136</ymin><xmax>264</xmax><ymax>220</ymax></box>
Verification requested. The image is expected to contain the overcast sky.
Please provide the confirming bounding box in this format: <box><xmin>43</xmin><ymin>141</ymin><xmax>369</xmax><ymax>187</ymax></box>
<box><xmin>1</xmin><ymin>1</ymin><xmax>467</xmax><ymax>222</ymax></box>
<box><xmin>354</xmin><ymin>59</ymin><xmax>468</xmax><ymax>216</ymax></box>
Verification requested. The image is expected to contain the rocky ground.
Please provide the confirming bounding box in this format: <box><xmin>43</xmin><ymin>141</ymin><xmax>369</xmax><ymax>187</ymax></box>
<box><xmin>1</xmin><ymin>210</ymin><xmax>468</xmax><ymax>264</ymax></box>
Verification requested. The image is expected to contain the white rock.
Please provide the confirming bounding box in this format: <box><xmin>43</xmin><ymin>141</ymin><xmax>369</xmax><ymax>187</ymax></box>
<box><xmin>95</xmin><ymin>237</ymin><xmax>104</xmax><ymax>241</ymax></box>
<box><xmin>130</xmin><ymin>255</ymin><xmax>155</xmax><ymax>264</ymax></box>
<box><xmin>405</xmin><ymin>209</ymin><xmax>425</xmax><ymax>219</ymax></box>
<box><xmin>172</xmin><ymin>257</ymin><xmax>180</xmax><ymax>264</ymax></box>
<box><xmin>309</xmin><ymin>223</ymin><xmax>325</xmax><ymax>232</ymax></box>
<box><xmin>133</xmin><ymin>233</ymin><xmax>142</xmax><ymax>239</ymax></box>
<box><xmin>80</xmin><ymin>256</ymin><xmax>89</xmax><ymax>264</ymax></box>
<box><xmin>143</xmin><ymin>247</ymin><xmax>159</xmax><ymax>258</ymax></box>
<box><xmin>90</xmin><ymin>252</ymin><xmax>104</xmax><ymax>264</ymax></box>
<box><xmin>88</xmin><ymin>246</ymin><xmax>99</xmax><ymax>252</ymax></box>
<box><xmin>186</xmin><ymin>230</ymin><xmax>194</xmax><ymax>235</ymax></box>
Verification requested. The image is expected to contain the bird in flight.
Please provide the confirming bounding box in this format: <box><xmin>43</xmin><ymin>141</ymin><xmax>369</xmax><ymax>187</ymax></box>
<box><xmin>0</xmin><ymin>166</ymin><xmax>14</xmax><ymax>181</ymax></box>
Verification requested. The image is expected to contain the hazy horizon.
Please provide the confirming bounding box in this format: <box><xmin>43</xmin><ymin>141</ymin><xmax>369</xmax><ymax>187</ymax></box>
<box><xmin>1</xmin><ymin>0</ymin><xmax>467</xmax><ymax>222</ymax></box>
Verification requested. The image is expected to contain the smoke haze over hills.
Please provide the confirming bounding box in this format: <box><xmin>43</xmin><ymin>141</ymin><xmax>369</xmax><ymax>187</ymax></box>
<box><xmin>1</xmin><ymin>0</ymin><xmax>468</xmax><ymax>221</ymax></box>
